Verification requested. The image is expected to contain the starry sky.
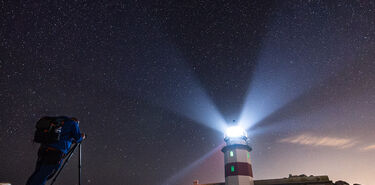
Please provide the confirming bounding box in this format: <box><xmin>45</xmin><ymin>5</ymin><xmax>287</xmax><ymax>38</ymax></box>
<box><xmin>1</xmin><ymin>1</ymin><xmax>374</xmax><ymax>185</ymax></box>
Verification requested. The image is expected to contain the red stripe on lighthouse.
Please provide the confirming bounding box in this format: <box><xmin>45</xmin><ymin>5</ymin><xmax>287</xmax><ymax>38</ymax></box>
<box><xmin>225</xmin><ymin>162</ymin><xmax>253</xmax><ymax>177</ymax></box>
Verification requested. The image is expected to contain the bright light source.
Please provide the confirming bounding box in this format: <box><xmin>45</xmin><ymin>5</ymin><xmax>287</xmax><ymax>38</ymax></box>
<box><xmin>224</xmin><ymin>126</ymin><xmax>247</xmax><ymax>139</ymax></box>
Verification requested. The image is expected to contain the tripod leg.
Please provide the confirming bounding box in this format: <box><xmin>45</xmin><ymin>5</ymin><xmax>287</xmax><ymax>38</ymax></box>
<box><xmin>79</xmin><ymin>143</ymin><xmax>82</xmax><ymax>185</ymax></box>
<box><xmin>50</xmin><ymin>143</ymin><xmax>78</xmax><ymax>185</ymax></box>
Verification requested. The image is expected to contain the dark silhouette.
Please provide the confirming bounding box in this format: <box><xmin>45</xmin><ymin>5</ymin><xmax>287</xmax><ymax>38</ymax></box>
<box><xmin>26</xmin><ymin>116</ymin><xmax>85</xmax><ymax>185</ymax></box>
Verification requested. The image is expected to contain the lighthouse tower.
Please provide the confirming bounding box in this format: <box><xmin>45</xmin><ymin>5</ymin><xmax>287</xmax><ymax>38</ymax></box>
<box><xmin>221</xmin><ymin>126</ymin><xmax>253</xmax><ymax>185</ymax></box>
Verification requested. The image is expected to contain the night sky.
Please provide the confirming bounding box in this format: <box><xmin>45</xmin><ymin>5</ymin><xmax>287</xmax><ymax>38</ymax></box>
<box><xmin>1</xmin><ymin>1</ymin><xmax>375</xmax><ymax>185</ymax></box>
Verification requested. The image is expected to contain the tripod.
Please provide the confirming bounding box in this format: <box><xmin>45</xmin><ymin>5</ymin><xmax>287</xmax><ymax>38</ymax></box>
<box><xmin>50</xmin><ymin>142</ymin><xmax>82</xmax><ymax>185</ymax></box>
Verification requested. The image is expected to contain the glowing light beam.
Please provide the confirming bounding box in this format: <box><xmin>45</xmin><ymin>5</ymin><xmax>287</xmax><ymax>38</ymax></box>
<box><xmin>161</xmin><ymin>144</ymin><xmax>224</xmax><ymax>185</ymax></box>
<box><xmin>238</xmin><ymin>10</ymin><xmax>359</xmax><ymax>131</ymax></box>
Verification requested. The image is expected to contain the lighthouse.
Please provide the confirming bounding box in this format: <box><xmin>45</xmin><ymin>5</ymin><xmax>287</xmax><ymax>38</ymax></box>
<box><xmin>221</xmin><ymin>126</ymin><xmax>253</xmax><ymax>185</ymax></box>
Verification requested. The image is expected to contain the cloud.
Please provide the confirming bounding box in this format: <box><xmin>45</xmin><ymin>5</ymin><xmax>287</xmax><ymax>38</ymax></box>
<box><xmin>279</xmin><ymin>133</ymin><xmax>356</xmax><ymax>149</ymax></box>
<box><xmin>360</xmin><ymin>144</ymin><xmax>375</xmax><ymax>151</ymax></box>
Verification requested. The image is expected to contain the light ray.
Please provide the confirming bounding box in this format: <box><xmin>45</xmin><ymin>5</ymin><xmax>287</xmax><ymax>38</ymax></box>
<box><xmin>238</xmin><ymin>7</ymin><xmax>360</xmax><ymax>131</ymax></box>
<box><xmin>161</xmin><ymin>144</ymin><xmax>224</xmax><ymax>185</ymax></box>
<box><xmin>118</xmin><ymin>23</ymin><xmax>227</xmax><ymax>132</ymax></box>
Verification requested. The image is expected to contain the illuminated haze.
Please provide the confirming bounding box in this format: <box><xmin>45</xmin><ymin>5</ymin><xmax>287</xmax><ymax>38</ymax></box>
<box><xmin>0</xmin><ymin>1</ymin><xmax>374</xmax><ymax>185</ymax></box>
